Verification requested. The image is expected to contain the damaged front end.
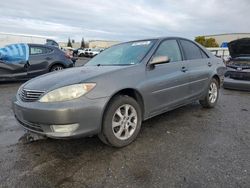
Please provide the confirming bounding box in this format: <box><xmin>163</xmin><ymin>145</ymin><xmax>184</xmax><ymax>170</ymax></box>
<box><xmin>224</xmin><ymin>38</ymin><xmax>250</xmax><ymax>90</ymax></box>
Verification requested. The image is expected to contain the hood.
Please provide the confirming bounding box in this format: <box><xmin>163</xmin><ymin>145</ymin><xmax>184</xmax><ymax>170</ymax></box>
<box><xmin>23</xmin><ymin>65</ymin><xmax>125</xmax><ymax>91</ymax></box>
<box><xmin>228</xmin><ymin>38</ymin><xmax>250</xmax><ymax>58</ymax></box>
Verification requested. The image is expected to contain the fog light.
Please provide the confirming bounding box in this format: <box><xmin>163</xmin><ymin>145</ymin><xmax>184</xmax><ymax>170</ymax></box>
<box><xmin>51</xmin><ymin>124</ymin><xmax>79</xmax><ymax>133</ymax></box>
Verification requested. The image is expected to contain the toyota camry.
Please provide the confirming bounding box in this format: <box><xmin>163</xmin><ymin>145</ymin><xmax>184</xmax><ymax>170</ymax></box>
<box><xmin>13</xmin><ymin>37</ymin><xmax>225</xmax><ymax>147</ymax></box>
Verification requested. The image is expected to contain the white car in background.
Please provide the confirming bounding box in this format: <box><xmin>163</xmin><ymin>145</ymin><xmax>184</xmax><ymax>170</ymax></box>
<box><xmin>88</xmin><ymin>48</ymin><xmax>104</xmax><ymax>57</ymax></box>
<box><xmin>78</xmin><ymin>48</ymin><xmax>92</xmax><ymax>57</ymax></box>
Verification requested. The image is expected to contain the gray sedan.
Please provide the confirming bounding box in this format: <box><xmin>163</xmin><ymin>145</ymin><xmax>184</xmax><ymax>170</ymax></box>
<box><xmin>13</xmin><ymin>37</ymin><xmax>225</xmax><ymax>147</ymax></box>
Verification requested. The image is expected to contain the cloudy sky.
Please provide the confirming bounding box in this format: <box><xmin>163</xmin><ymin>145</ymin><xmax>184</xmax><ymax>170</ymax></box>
<box><xmin>1</xmin><ymin>0</ymin><xmax>250</xmax><ymax>42</ymax></box>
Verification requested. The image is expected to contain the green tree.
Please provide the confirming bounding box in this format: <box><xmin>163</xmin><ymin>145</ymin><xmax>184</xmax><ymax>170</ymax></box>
<box><xmin>195</xmin><ymin>36</ymin><xmax>219</xmax><ymax>47</ymax></box>
<box><xmin>195</xmin><ymin>36</ymin><xmax>206</xmax><ymax>46</ymax></box>
<box><xmin>67</xmin><ymin>38</ymin><xmax>72</xmax><ymax>47</ymax></box>
<box><xmin>80</xmin><ymin>38</ymin><xmax>85</xmax><ymax>49</ymax></box>
<box><xmin>204</xmin><ymin>38</ymin><xmax>219</xmax><ymax>47</ymax></box>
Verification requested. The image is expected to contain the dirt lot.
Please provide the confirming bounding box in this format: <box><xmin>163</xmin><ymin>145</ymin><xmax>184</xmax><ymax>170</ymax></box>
<box><xmin>0</xmin><ymin>59</ymin><xmax>250</xmax><ymax>187</ymax></box>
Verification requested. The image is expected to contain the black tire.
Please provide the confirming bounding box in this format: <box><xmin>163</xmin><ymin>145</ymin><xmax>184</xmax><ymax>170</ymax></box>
<box><xmin>79</xmin><ymin>53</ymin><xmax>84</xmax><ymax>57</ymax></box>
<box><xmin>199</xmin><ymin>78</ymin><xmax>219</xmax><ymax>108</ymax></box>
<box><xmin>98</xmin><ymin>95</ymin><xmax>142</xmax><ymax>147</ymax></box>
<box><xmin>50</xmin><ymin>64</ymin><xmax>64</xmax><ymax>72</ymax></box>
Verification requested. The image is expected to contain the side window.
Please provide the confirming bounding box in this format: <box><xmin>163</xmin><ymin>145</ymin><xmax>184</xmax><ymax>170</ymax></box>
<box><xmin>180</xmin><ymin>40</ymin><xmax>204</xmax><ymax>60</ymax></box>
<box><xmin>200</xmin><ymin>49</ymin><xmax>208</xmax><ymax>59</ymax></box>
<box><xmin>30</xmin><ymin>47</ymin><xmax>51</xmax><ymax>55</ymax></box>
<box><xmin>154</xmin><ymin>40</ymin><xmax>182</xmax><ymax>62</ymax></box>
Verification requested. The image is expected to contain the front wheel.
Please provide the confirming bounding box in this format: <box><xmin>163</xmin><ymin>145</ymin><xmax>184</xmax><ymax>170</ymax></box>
<box><xmin>199</xmin><ymin>78</ymin><xmax>219</xmax><ymax>108</ymax></box>
<box><xmin>98</xmin><ymin>95</ymin><xmax>142</xmax><ymax>147</ymax></box>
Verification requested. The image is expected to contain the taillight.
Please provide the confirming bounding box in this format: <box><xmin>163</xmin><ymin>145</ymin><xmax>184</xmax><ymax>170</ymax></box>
<box><xmin>65</xmin><ymin>54</ymin><xmax>71</xmax><ymax>59</ymax></box>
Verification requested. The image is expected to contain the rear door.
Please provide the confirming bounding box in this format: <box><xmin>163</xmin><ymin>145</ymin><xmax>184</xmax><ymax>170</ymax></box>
<box><xmin>179</xmin><ymin>39</ymin><xmax>211</xmax><ymax>98</ymax></box>
<box><xmin>0</xmin><ymin>60</ymin><xmax>28</xmax><ymax>80</ymax></box>
<box><xmin>145</xmin><ymin>39</ymin><xmax>190</xmax><ymax>115</ymax></box>
<box><xmin>27</xmin><ymin>45</ymin><xmax>53</xmax><ymax>77</ymax></box>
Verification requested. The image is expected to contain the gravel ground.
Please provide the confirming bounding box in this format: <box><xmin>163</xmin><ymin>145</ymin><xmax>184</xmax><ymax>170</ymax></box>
<box><xmin>0</xmin><ymin>61</ymin><xmax>249</xmax><ymax>187</ymax></box>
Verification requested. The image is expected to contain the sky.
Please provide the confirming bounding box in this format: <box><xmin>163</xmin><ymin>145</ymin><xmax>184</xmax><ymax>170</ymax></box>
<box><xmin>1</xmin><ymin>0</ymin><xmax>250</xmax><ymax>42</ymax></box>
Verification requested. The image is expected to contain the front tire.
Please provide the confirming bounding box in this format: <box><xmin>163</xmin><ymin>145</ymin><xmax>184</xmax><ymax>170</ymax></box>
<box><xmin>98</xmin><ymin>95</ymin><xmax>142</xmax><ymax>147</ymax></box>
<box><xmin>199</xmin><ymin>78</ymin><xmax>219</xmax><ymax>108</ymax></box>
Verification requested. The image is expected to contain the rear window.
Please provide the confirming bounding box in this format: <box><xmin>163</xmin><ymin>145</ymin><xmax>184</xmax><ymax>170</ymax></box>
<box><xmin>180</xmin><ymin>40</ymin><xmax>207</xmax><ymax>60</ymax></box>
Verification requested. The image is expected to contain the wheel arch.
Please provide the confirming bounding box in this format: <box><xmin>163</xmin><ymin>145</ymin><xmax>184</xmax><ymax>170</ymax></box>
<box><xmin>212</xmin><ymin>74</ymin><xmax>221</xmax><ymax>87</ymax></box>
<box><xmin>49</xmin><ymin>62</ymin><xmax>65</xmax><ymax>72</ymax></box>
<box><xmin>103</xmin><ymin>88</ymin><xmax>145</xmax><ymax>121</ymax></box>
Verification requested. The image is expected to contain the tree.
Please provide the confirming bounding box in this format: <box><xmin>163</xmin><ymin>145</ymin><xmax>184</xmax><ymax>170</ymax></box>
<box><xmin>195</xmin><ymin>36</ymin><xmax>219</xmax><ymax>47</ymax></box>
<box><xmin>67</xmin><ymin>38</ymin><xmax>72</xmax><ymax>47</ymax></box>
<box><xmin>195</xmin><ymin>36</ymin><xmax>206</xmax><ymax>46</ymax></box>
<box><xmin>80</xmin><ymin>38</ymin><xmax>85</xmax><ymax>49</ymax></box>
<box><xmin>204</xmin><ymin>38</ymin><xmax>219</xmax><ymax>47</ymax></box>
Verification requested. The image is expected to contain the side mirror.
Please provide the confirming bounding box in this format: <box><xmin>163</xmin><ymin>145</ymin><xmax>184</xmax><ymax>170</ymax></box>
<box><xmin>150</xmin><ymin>56</ymin><xmax>170</xmax><ymax>66</ymax></box>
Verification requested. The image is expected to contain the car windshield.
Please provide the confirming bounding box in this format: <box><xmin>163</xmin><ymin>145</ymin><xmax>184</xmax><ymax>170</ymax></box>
<box><xmin>85</xmin><ymin>40</ymin><xmax>156</xmax><ymax>66</ymax></box>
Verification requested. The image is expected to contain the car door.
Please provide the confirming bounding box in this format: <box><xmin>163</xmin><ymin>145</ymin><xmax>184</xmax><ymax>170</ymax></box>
<box><xmin>0</xmin><ymin>44</ymin><xmax>29</xmax><ymax>80</ymax></box>
<box><xmin>179</xmin><ymin>39</ymin><xmax>211</xmax><ymax>98</ymax></box>
<box><xmin>27</xmin><ymin>45</ymin><xmax>53</xmax><ymax>77</ymax></box>
<box><xmin>0</xmin><ymin>60</ymin><xmax>28</xmax><ymax>80</ymax></box>
<box><xmin>145</xmin><ymin>39</ymin><xmax>191</xmax><ymax>115</ymax></box>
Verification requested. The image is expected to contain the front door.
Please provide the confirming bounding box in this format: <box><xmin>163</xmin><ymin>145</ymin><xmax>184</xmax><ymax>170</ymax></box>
<box><xmin>145</xmin><ymin>39</ymin><xmax>190</xmax><ymax>116</ymax></box>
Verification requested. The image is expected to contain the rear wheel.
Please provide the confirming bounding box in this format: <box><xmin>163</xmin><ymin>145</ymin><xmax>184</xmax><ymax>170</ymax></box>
<box><xmin>199</xmin><ymin>78</ymin><xmax>219</xmax><ymax>108</ymax></box>
<box><xmin>50</xmin><ymin>64</ymin><xmax>64</xmax><ymax>72</ymax></box>
<box><xmin>98</xmin><ymin>95</ymin><xmax>142</xmax><ymax>147</ymax></box>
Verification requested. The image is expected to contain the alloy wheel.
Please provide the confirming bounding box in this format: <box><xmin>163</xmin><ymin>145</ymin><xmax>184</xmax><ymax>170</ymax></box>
<box><xmin>209</xmin><ymin>82</ymin><xmax>218</xmax><ymax>103</ymax></box>
<box><xmin>112</xmin><ymin>104</ymin><xmax>138</xmax><ymax>140</ymax></box>
<box><xmin>52</xmin><ymin>66</ymin><xmax>63</xmax><ymax>71</ymax></box>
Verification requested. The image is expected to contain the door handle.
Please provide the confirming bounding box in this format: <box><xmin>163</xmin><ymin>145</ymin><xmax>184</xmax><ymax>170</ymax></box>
<box><xmin>24</xmin><ymin>61</ymin><xmax>30</xmax><ymax>69</ymax></box>
<box><xmin>181</xmin><ymin>66</ymin><xmax>188</xmax><ymax>72</ymax></box>
<box><xmin>208</xmin><ymin>62</ymin><xmax>212</xmax><ymax>67</ymax></box>
<box><xmin>46</xmin><ymin>57</ymin><xmax>52</xmax><ymax>60</ymax></box>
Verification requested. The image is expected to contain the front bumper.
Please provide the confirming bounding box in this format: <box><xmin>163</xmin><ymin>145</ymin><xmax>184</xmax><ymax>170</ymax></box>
<box><xmin>223</xmin><ymin>77</ymin><xmax>250</xmax><ymax>91</ymax></box>
<box><xmin>12</xmin><ymin>95</ymin><xmax>109</xmax><ymax>139</ymax></box>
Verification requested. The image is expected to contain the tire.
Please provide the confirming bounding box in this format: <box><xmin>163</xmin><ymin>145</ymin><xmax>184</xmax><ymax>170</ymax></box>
<box><xmin>50</xmin><ymin>64</ymin><xmax>64</xmax><ymax>72</ymax></box>
<box><xmin>79</xmin><ymin>53</ymin><xmax>84</xmax><ymax>57</ymax></box>
<box><xmin>98</xmin><ymin>95</ymin><xmax>142</xmax><ymax>147</ymax></box>
<box><xmin>199</xmin><ymin>78</ymin><xmax>219</xmax><ymax>108</ymax></box>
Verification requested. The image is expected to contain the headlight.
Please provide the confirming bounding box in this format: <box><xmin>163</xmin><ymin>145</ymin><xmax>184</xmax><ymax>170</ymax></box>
<box><xmin>39</xmin><ymin>83</ymin><xmax>96</xmax><ymax>102</ymax></box>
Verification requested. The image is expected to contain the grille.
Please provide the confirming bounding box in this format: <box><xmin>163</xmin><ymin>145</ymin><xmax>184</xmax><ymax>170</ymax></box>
<box><xmin>20</xmin><ymin>89</ymin><xmax>45</xmax><ymax>102</ymax></box>
<box><xmin>227</xmin><ymin>71</ymin><xmax>250</xmax><ymax>81</ymax></box>
<box><xmin>16</xmin><ymin>116</ymin><xmax>44</xmax><ymax>133</ymax></box>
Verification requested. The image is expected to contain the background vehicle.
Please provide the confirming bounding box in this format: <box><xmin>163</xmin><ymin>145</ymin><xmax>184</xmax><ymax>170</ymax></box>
<box><xmin>0</xmin><ymin>44</ymin><xmax>74</xmax><ymax>81</ymax></box>
<box><xmin>207</xmin><ymin>47</ymin><xmax>230</xmax><ymax>62</ymax></box>
<box><xmin>61</xmin><ymin>47</ymin><xmax>78</xmax><ymax>64</ymax></box>
<box><xmin>224</xmin><ymin>38</ymin><xmax>250</xmax><ymax>91</ymax></box>
<box><xmin>13</xmin><ymin>37</ymin><xmax>225</xmax><ymax>147</ymax></box>
<box><xmin>83</xmin><ymin>48</ymin><xmax>92</xmax><ymax>57</ymax></box>
<box><xmin>73</xmin><ymin>48</ymin><xmax>79</xmax><ymax>57</ymax></box>
<box><xmin>88</xmin><ymin>48</ymin><xmax>104</xmax><ymax>57</ymax></box>
<box><xmin>78</xmin><ymin>48</ymin><xmax>92</xmax><ymax>57</ymax></box>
